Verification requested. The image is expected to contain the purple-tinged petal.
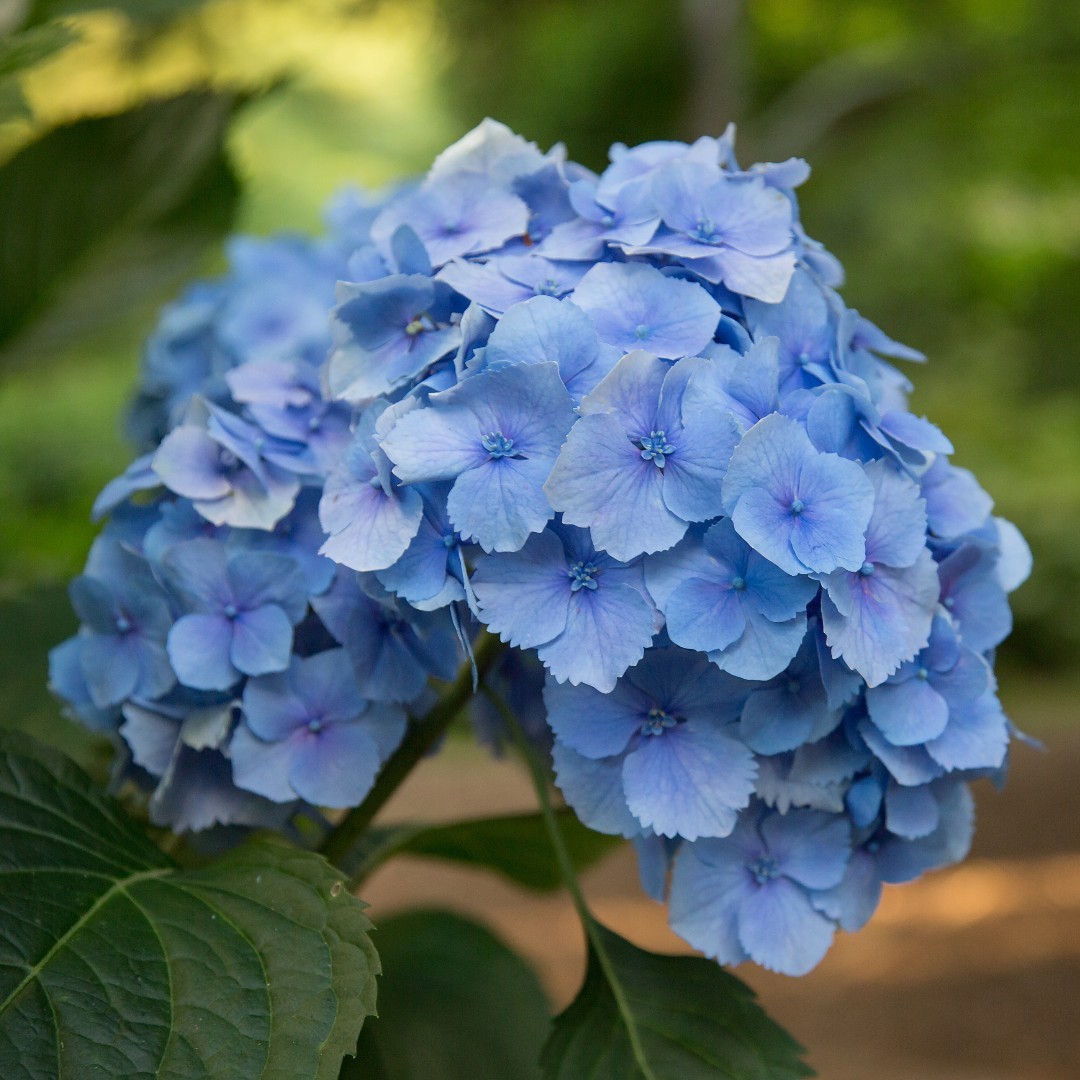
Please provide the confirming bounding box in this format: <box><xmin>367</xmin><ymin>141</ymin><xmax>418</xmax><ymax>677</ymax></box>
<box><xmin>229</xmin><ymin>724</ymin><xmax>300</xmax><ymax>802</ymax></box>
<box><xmin>862</xmin><ymin>459</ymin><xmax>928</xmax><ymax>570</ymax></box>
<box><xmin>152</xmin><ymin>426</ymin><xmax>231</xmax><ymax>501</ymax></box>
<box><xmin>859</xmin><ymin>721</ymin><xmax>945</xmax><ymax>787</ymax></box>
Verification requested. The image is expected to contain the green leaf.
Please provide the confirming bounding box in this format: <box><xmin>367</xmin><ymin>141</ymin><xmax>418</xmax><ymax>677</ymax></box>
<box><xmin>541</xmin><ymin>921</ymin><xmax>814</xmax><ymax>1080</ymax></box>
<box><xmin>0</xmin><ymin>90</ymin><xmax>242</xmax><ymax>362</ymax></box>
<box><xmin>344</xmin><ymin>909</ymin><xmax>550</xmax><ymax>1080</ymax></box>
<box><xmin>344</xmin><ymin>807</ymin><xmax>624</xmax><ymax>890</ymax></box>
<box><xmin>0</xmin><ymin>23</ymin><xmax>78</xmax><ymax>121</ymax></box>
<box><xmin>0</xmin><ymin>732</ymin><xmax>379</xmax><ymax>1078</ymax></box>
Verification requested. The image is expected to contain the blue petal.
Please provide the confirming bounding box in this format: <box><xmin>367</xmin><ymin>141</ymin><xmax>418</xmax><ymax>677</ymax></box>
<box><xmin>572</xmin><ymin>262</ymin><xmax>720</xmax><ymax>359</ymax></box>
<box><xmin>543</xmin><ymin>678</ymin><xmax>644</xmax><ymax>759</ymax></box>
<box><xmin>288</xmin><ymin>722</ymin><xmax>383</xmax><ymax>808</ymax></box>
<box><xmin>539</xmin><ymin>581</ymin><xmax>658</xmax><ymax>692</ymax></box>
<box><xmin>885</xmin><ymin>781</ymin><xmax>939</xmax><ymax>839</ymax></box>
<box><xmin>472</xmin><ymin>530</ymin><xmax>573</xmax><ymax>649</ymax></box>
<box><xmin>546</xmin><ymin>413</ymin><xmax>686</xmax><ymax>561</ymax></box>
<box><xmin>820</xmin><ymin>550</ymin><xmax>938</xmax><ymax>687</ymax></box>
<box><xmin>737</xmin><ymin>877</ymin><xmax>836</xmax><ymax>975</ymax></box>
<box><xmin>551</xmin><ymin>741</ymin><xmax>642</xmax><ymax>838</ymax></box>
<box><xmin>762</xmin><ymin>808</ymin><xmax>850</xmax><ymax>890</ymax></box>
<box><xmin>669</xmin><ymin>838</ymin><xmax>753</xmax><ymax>966</ymax></box>
<box><xmin>167</xmin><ymin>613</ymin><xmax>238</xmax><ymax>691</ymax></box>
<box><xmin>230</xmin><ymin>605</ymin><xmax>294</xmax><ymax>677</ymax></box>
<box><xmin>622</xmin><ymin>722</ymin><xmax>756</xmax><ymax>840</ymax></box>
<box><xmin>866</xmin><ymin>675</ymin><xmax>949</xmax><ymax>746</ymax></box>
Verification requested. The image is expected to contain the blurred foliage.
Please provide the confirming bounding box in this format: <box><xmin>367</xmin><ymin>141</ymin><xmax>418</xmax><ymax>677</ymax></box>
<box><xmin>0</xmin><ymin>0</ymin><xmax>1077</xmax><ymax>744</ymax></box>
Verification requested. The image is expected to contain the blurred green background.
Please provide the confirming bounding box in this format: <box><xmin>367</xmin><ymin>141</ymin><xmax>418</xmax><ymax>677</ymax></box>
<box><xmin>1</xmin><ymin>0</ymin><xmax>1077</xmax><ymax>759</ymax></box>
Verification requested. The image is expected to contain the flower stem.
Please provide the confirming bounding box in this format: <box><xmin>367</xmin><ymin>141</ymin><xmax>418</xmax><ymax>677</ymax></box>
<box><xmin>319</xmin><ymin>631</ymin><xmax>504</xmax><ymax>869</ymax></box>
<box><xmin>492</xmin><ymin>688</ymin><xmax>657</xmax><ymax>1079</ymax></box>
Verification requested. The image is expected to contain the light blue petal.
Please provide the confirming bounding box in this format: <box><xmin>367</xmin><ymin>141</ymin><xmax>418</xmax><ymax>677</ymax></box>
<box><xmin>737</xmin><ymin>877</ymin><xmax>836</xmax><ymax>975</ymax></box>
<box><xmin>762</xmin><ymin>808</ymin><xmax>850</xmax><ymax>890</ymax></box>
<box><xmin>551</xmin><ymin>741</ymin><xmax>642</xmax><ymax>838</ymax></box>
<box><xmin>289</xmin><ymin>722</ymin><xmax>382</xmax><ymax>808</ymax></box>
<box><xmin>866</xmin><ymin>675</ymin><xmax>949</xmax><ymax>746</ymax></box>
<box><xmin>230</xmin><ymin>605</ymin><xmax>294</xmax><ymax>677</ymax></box>
<box><xmin>622</xmin><ymin>722</ymin><xmax>756</xmax><ymax>840</ymax></box>
<box><xmin>669</xmin><ymin>839</ymin><xmax>753</xmax><ymax>966</ymax></box>
<box><xmin>820</xmin><ymin>551</ymin><xmax>938</xmax><ymax>687</ymax></box>
<box><xmin>167</xmin><ymin>613</ymin><xmax>238</xmax><ymax>690</ymax></box>
<box><xmin>448</xmin><ymin>454</ymin><xmax>556</xmax><ymax>553</ymax></box>
<box><xmin>539</xmin><ymin>582</ymin><xmax>658</xmax><ymax>692</ymax></box>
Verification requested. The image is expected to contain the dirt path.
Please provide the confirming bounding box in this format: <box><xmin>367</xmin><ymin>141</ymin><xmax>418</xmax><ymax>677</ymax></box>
<box><xmin>361</xmin><ymin>724</ymin><xmax>1080</xmax><ymax>1080</ymax></box>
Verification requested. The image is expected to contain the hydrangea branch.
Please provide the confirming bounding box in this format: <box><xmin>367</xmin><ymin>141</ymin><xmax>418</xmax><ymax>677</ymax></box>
<box><xmin>493</xmin><ymin>686</ymin><xmax>658</xmax><ymax>1080</ymax></box>
<box><xmin>319</xmin><ymin>631</ymin><xmax>505</xmax><ymax>869</ymax></box>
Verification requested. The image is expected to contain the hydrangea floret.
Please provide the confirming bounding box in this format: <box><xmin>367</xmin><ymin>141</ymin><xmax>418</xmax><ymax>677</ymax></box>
<box><xmin>52</xmin><ymin>119</ymin><xmax>1030</xmax><ymax>977</ymax></box>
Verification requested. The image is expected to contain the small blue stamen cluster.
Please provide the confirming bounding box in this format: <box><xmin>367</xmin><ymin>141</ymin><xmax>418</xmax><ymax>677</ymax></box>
<box><xmin>52</xmin><ymin>120</ymin><xmax>1030</xmax><ymax>978</ymax></box>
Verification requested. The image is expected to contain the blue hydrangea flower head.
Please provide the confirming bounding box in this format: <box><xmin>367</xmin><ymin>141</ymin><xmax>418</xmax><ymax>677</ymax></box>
<box><xmin>52</xmin><ymin>121</ymin><xmax>1031</xmax><ymax>981</ymax></box>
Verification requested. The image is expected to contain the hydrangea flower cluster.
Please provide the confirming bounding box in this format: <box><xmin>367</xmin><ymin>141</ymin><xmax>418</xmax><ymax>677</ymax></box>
<box><xmin>52</xmin><ymin>120</ymin><xmax>1030</xmax><ymax>977</ymax></box>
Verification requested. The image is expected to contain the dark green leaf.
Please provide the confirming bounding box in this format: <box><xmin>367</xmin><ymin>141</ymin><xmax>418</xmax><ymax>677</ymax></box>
<box><xmin>0</xmin><ymin>90</ymin><xmax>242</xmax><ymax>360</ymax></box>
<box><xmin>542</xmin><ymin>921</ymin><xmax>814</xmax><ymax>1080</ymax></box>
<box><xmin>344</xmin><ymin>909</ymin><xmax>550</xmax><ymax>1080</ymax></box>
<box><xmin>0</xmin><ymin>23</ymin><xmax>77</xmax><ymax>120</ymax></box>
<box><xmin>345</xmin><ymin>807</ymin><xmax>623</xmax><ymax>890</ymax></box>
<box><xmin>0</xmin><ymin>732</ymin><xmax>379</xmax><ymax>1079</ymax></box>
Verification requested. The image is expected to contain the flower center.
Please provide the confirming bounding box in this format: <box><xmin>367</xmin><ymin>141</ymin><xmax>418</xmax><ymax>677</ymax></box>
<box><xmin>115</xmin><ymin>614</ymin><xmax>131</xmax><ymax>634</ymax></box>
<box><xmin>223</xmin><ymin>603</ymin><xmax>238</xmax><ymax>620</ymax></box>
<box><xmin>442</xmin><ymin>532</ymin><xmax>457</xmax><ymax>549</ymax></box>
<box><xmin>859</xmin><ymin>561</ymin><xmax>875</xmax><ymax>577</ymax></box>
<box><xmin>789</xmin><ymin>498</ymin><xmax>805</xmax><ymax>516</ymax></box>
<box><xmin>748</xmin><ymin>854</ymin><xmax>780</xmax><ymax>885</ymax></box>
<box><xmin>641</xmin><ymin>707</ymin><xmax>678</xmax><ymax>737</ymax></box>
<box><xmin>568</xmin><ymin>561</ymin><xmax>600</xmax><ymax>592</ymax></box>
<box><xmin>730</xmin><ymin>575</ymin><xmax>747</xmax><ymax>592</ymax></box>
<box><xmin>218</xmin><ymin>448</ymin><xmax>239</xmax><ymax>471</ymax></box>
<box><xmin>638</xmin><ymin>430</ymin><xmax>675</xmax><ymax>468</ymax></box>
<box><xmin>481</xmin><ymin>431</ymin><xmax>517</xmax><ymax>459</ymax></box>
<box><xmin>692</xmin><ymin>216</ymin><xmax>720</xmax><ymax>243</ymax></box>
<box><xmin>916</xmin><ymin>666</ymin><xmax>930</xmax><ymax>681</ymax></box>
<box><xmin>534</xmin><ymin>278</ymin><xmax>561</xmax><ymax>296</ymax></box>
<box><xmin>307</xmin><ymin>718</ymin><xmax>323</xmax><ymax>734</ymax></box>
<box><xmin>634</xmin><ymin>323</ymin><xmax>651</xmax><ymax>340</ymax></box>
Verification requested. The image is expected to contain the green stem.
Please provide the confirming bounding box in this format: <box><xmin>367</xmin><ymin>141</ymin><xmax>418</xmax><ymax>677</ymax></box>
<box><xmin>494</xmin><ymin>689</ymin><xmax>657</xmax><ymax>1080</ymax></box>
<box><xmin>319</xmin><ymin>631</ymin><xmax>504</xmax><ymax>869</ymax></box>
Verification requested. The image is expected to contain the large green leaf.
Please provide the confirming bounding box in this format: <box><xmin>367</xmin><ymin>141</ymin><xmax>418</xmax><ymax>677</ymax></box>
<box><xmin>542</xmin><ymin>921</ymin><xmax>814</xmax><ymax>1080</ymax></box>
<box><xmin>344</xmin><ymin>807</ymin><xmax>623</xmax><ymax>889</ymax></box>
<box><xmin>0</xmin><ymin>90</ymin><xmax>242</xmax><ymax>363</ymax></box>
<box><xmin>0</xmin><ymin>732</ymin><xmax>379</xmax><ymax>1079</ymax></box>
<box><xmin>344</xmin><ymin>909</ymin><xmax>550</xmax><ymax>1080</ymax></box>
